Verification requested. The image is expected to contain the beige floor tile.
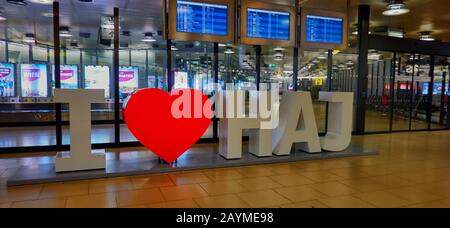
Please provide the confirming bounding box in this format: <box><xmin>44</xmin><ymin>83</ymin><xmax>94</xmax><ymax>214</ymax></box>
<box><xmin>415</xmin><ymin>183</ymin><xmax>450</xmax><ymax>198</ymax></box>
<box><xmin>327</xmin><ymin>168</ymin><xmax>372</xmax><ymax>179</ymax></box>
<box><xmin>354</xmin><ymin>191</ymin><xmax>411</xmax><ymax>208</ymax></box>
<box><xmin>39</xmin><ymin>182</ymin><xmax>89</xmax><ymax>199</ymax></box>
<box><xmin>339</xmin><ymin>179</ymin><xmax>389</xmax><ymax>193</ymax></box>
<box><xmin>237</xmin><ymin>190</ymin><xmax>290</xmax><ymax>208</ymax></box>
<box><xmin>319</xmin><ymin>196</ymin><xmax>375</xmax><ymax>208</ymax></box>
<box><xmin>294</xmin><ymin>162</ymin><xmax>326</xmax><ymax>172</ymax></box>
<box><xmin>275</xmin><ymin>186</ymin><xmax>326</xmax><ymax>202</ymax></box>
<box><xmin>238</xmin><ymin>177</ymin><xmax>282</xmax><ymax>191</ymax></box>
<box><xmin>148</xmin><ymin>199</ymin><xmax>199</xmax><ymax>208</ymax></box>
<box><xmin>160</xmin><ymin>184</ymin><xmax>208</xmax><ymax>201</ymax></box>
<box><xmin>280</xmin><ymin>200</ymin><xmax>328</xmax><ymax>208</ymax></box>
<box><xmin>88</xmin><ymin>178</ymin><xmax>134</xmax><ymax>194</ymax></box>
<box><xmin>119</xmin><ymin>204</ymin><xmax>148</xmax><ymax>208</ymax></box>
<box><xmin>269</xmin><ymin>174</ymin><xmax>314</xmax><ymax>187</ymax></box>
<box><xmin>66</xmin><ymin>193</ymin><xmax>116</xmax><ymax>208</ymax></box>
<box><xmin>11</xmin><ymin>198</ymin><xmax>66</xmax><ymax>208</ymax></box>
<box><xmin>368</xmin><ymin>175</ymin><xmax>414</xmax><ymax>188</ymax></box>
<box><xmin>405</xmin><ymin>198</ymin><xmax>450</xmax><ymax>208</ymax></box>
<box><xmin>203</xmin><ymin>169</ymin><xmax>245</xmax><ymax>181</ymax></box>
<box><xmin>169</xmin><ymin>172</ymin><xmax>211</xmax><ymax>185</ymax></box>
<box><xmin>309</xmin><ymin>181</ymin><xmax>358</xmax><ymax>197</ymax></box>
<box><xmin>0</xmin><ymin>185</ymin><xmax>43</xmax><ymax>203</ymax></box>
<box><xmin>386</xmin><ymin>186</ymin><xmax>444</xmax><ymax>204</ymax></box>
<box><xmin>302</xmin><ymin>171</ymin><xmax>343</xmax><ymax>182</ymax></box>
<box><xmin>116</xmin><ymin>188</ymin><xmax>165</xmax><ymax>207</ymax></box>
<box><xmin>235</xmin><ymin>166</ymin><xmax>275</xmax><ymax>177</ymax></box>
<box><xmin>194</xmin><ymin>195</ymin><xmax>250</xmax><ymax>208</ymax></box>
<box><xmin>0</xmin><ymin>202</ymin><xmax>11</xmax><ymax>208</ymax></box>
<box><xmin>267</xmin><ymin>164</ymin><xmax>303</xmax><ymax>175</ymax></box>
<box><xmin>131</xmin><ymin>174</ymin><xmax>174</xmax><ymax>189</ymax></box>
<box><xmin>199</xmin><ymin>181</ymin><xmax>247</xmax><ymax>196</ymax></box>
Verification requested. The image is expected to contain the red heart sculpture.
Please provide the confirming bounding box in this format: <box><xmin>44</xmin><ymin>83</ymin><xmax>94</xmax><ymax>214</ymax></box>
<box><xmin>124</xmin><ymin>88</ymin><xmax>212</xmax><ymax>163</ymax></box>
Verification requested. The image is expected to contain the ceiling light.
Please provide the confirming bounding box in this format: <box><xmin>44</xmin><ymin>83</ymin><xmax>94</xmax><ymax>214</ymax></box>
<box><xmin>171</xmin><ymin>44</ymin><xmax>178</xmax><ymax>51</ymax></box>
<box><xmin>224</xmin><ymin>46</ymin><xmax>234</xmax><ymax>54</ymax></box>
<box><xmin>383</xmin><ymin>1</ymin><xmax>410</xmax><ymax>16</ymax></box>
<box><xmin>142</xmin><ymin>32</ymin><xmax>156</xmax><ymax>42</ymax></box>
<box><xmin>23</xmin><ymin>33</ymin><xmax>36</xmax><ymax>43</ymax></box>
<box><xmin>312</xmin><ymin>58</ymin><xmax>320</xmax><ymax>64</ymax></box>
<box><xmin>0</xmin><ymin>10</ymin><xmax>6</xmax><ymax>21</ymax></box>
<box><xmin>218</xmin><ymin>43</ymin><xmax>227</xmax><ymax>47</ymax></box>
<box><xmin>59</xmin><ymin>26</ymin><xmax>72</xmax><ymax>37</ymax></box>
<box><xmin>368</xmin><ymin>53</ymin><xmax>382</xmax><ymax>61</ymax></box>
<box><xmin>121</xmin><ymin>31</ymin><xmax>131</xmax><ymax>37</ymax></box>
<box><xmin>28</xmin><ymin>0</ymin><xmax>53</xmax><ymax>4</ymax></box>
<box><xmin>273</xmin><ymin>47</ymin><xmax>285</xmax><ymax>52</ymax></box>
<box><xmin>274</xmin><ymin>52</ymin><xmax>284</xmax><ymax>58</ymax></box>
<box><xmin>419</xmin><ymin>31</ymin><xmax>435</xmax><ymax>41</ymax></box>
<box><xmin>274</xmin><ymin>56</ymin><xmax>283</xmax><ymax>61</ymax></box>
<box><xmin>41</xmin><ymin>12</ymin><xmax>53</xmax><ymax>17</ymax></box>
<box><xmin>317</xmin><ymin>55</ymin><xmax>328</xmax><ymax>60</ymax></box>
<box><xmin>6</xmin><ymin>0</ymin><xmax>27</xmax><ymax>5</ymax></box>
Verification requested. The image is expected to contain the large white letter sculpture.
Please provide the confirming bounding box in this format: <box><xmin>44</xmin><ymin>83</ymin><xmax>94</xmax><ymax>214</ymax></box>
<box><xmin>319</xmin><ymin>92</ymin><xmax>354</xmax><ymax>151</ymax></box>
<box><xmin>272</xmin><ymin>92</ymin><xmax>321</xmax><ymax>155</ymax></box>
<box><xmin>54</xmin><ymin>89</ymin><xmax>106</xmax><ymax>172</ymax></box>
<box><xmin>219</xmin><ymin>91</ymin><xmax>354</xmax><ymax>159</ymax></box>
<box><xmin>218</xmin><ymin>91</ymin><xmax>273</xmax><ymax>159</ymax></box>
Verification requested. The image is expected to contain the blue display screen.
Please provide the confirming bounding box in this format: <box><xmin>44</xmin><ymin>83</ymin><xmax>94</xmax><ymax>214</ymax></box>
<box><xmin>176</xmin><ymin>1</ymin><xmax>228</xmax><ymax>35</ymax></box>
<box><xmin>306</xmin><ymin>15</ymin><xmax>343</xmax><ymax>44</ymax></box>
<box><xmin>247</xmin><ymin>8</ymin><xmax>290</xmax><ymax>40</ymax></box>
<box><xmin>422</xmin><ymin>82</ymin><xmax>450</xmax><ymax>95</ymax></box>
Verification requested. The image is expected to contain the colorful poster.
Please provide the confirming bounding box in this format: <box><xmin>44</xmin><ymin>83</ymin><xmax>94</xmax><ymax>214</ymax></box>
<box><xmin>21</xmin><ymin>64</ymin><xmax>48</xmax><ymax>97</ymax></box>
<box><xmin>0</xmin><ymin>63</ymin><xmax>15</xmax><ymax>97</ymax></box>
<box><xmin>119</xmin><ymin>66</ymin><xmax>139</xmax><ymax>99</ymax></box>
<box><xmin>52</xmin><ymin>65</ymin><xmax>78</xmax><ymax>89</ymax></box>
<box><xmin>84</xmin><ymin>65</ymin><xmax>110</xmax><ymax>98</ymax></box>
<box><xmin>174</xmin><ymin>71</ymin><xmax>189</xmax><ymax>89</ymax></box>
<box><xmin>147</xmin><ymin>75</ymin><xmax>156</xmax><ymax>88</ymax></box>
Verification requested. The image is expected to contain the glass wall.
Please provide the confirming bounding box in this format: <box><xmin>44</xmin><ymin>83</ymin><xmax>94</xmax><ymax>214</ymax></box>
<box><xmin>364</xmin><ymin>51</ymin><xmax>392</xmax><ymax>132</ymax></box>
<box><xmin>0</xmin><ymin>15</ymin><xmax>56</xmax><ymax>148</ymax></box>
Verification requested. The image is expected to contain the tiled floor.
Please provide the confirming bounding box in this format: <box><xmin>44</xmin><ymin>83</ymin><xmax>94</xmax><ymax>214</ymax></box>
<box><xmin>1</xmin><ymin>131</ymin><xmax>450</xmax><ymax>208</ymax></box>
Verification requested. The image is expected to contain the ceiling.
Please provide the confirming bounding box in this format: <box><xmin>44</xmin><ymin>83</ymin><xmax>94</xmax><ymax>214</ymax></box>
<box><xmin>0</xmin><ymin>0</ymin><xmax>449</xmax><ymax>49</ymax></box>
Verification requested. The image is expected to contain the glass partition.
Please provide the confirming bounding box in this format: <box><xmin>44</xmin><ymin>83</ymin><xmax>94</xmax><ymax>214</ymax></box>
<box><xmin>0</xmin><ymin>3</ymin><xmax>56</xmax><ymax>148</ymax></box>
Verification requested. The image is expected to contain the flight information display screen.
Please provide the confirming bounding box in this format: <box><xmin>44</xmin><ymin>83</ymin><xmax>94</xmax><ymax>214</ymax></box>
<box><xmin>305</xmin><ymin>15</ymin><xmax>343</xmax><ymax>44</ymax></box>
<box><xmin>247</xmin><ymin>8</ymin><xmax>290</xmax><ymax>40</ymax></box>
<box><xmin>176</xmin><ymin>0</ymin><xmax>228</xmax><ymax>35</ymax></box>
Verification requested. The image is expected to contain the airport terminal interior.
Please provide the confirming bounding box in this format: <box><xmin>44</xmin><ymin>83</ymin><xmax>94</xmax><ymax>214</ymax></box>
<box><xmin>0</xmin><ymin>0</ymin><xmax>449</xmax><ymax>208</ymax></box>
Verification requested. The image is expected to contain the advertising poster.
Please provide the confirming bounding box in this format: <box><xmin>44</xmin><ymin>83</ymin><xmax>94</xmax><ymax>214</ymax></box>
<box><xmin>52</xmin><ymin>65</ymin><xmax>78</xmax><ymax>89</ymax></box>
<box><xmin>21</xmin><ymin>64</ymin><xmax>48</xmax><ymax>97</ymax></box>
<box><xmin>0</xmin><ymin>63</ymin><xmax>15</xmax><ymax>97</ymax></box>
<box><xmin>119</xmin><ymin>66</ymin><xmax>139</xmax><ymax>99</ymax></box>
<box><xmin>147</xmin><ymin>75</ymin><xmax>156</xmax><ymax>88</ymax></box>
<box><xmin>174</xmin><ymin>71</ymin><xmax>189</xmax><ymax>89</ymax></box>
<box><xmin>84</xmin><ymin>65</ymin><xmax>110</xmax><ymax>98</ymax></box>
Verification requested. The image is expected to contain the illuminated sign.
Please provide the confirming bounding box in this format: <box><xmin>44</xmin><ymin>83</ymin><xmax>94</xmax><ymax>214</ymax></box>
<box><xmin>84</xmin><ymin>65</ymin><xmax>110</xmax><ymax>98</ymax></box>
<box><xmin>21</xmin><ymin>64</ymin><xmax>48</xmax><ymax>97</ymax></box>
<box><xmin>52</xmin><ymin>65</ymin><xmax>78</xmax><ymax>89</ymax></box>
<box><xmin>119</xmin><ymin>66</ymin><xmax>139</xmax><ymax>99</ymax></box>
<box><xmin>0</xmin><ymin>63</ymin><xmax>15</xmax><ymax>97</ymax></box>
